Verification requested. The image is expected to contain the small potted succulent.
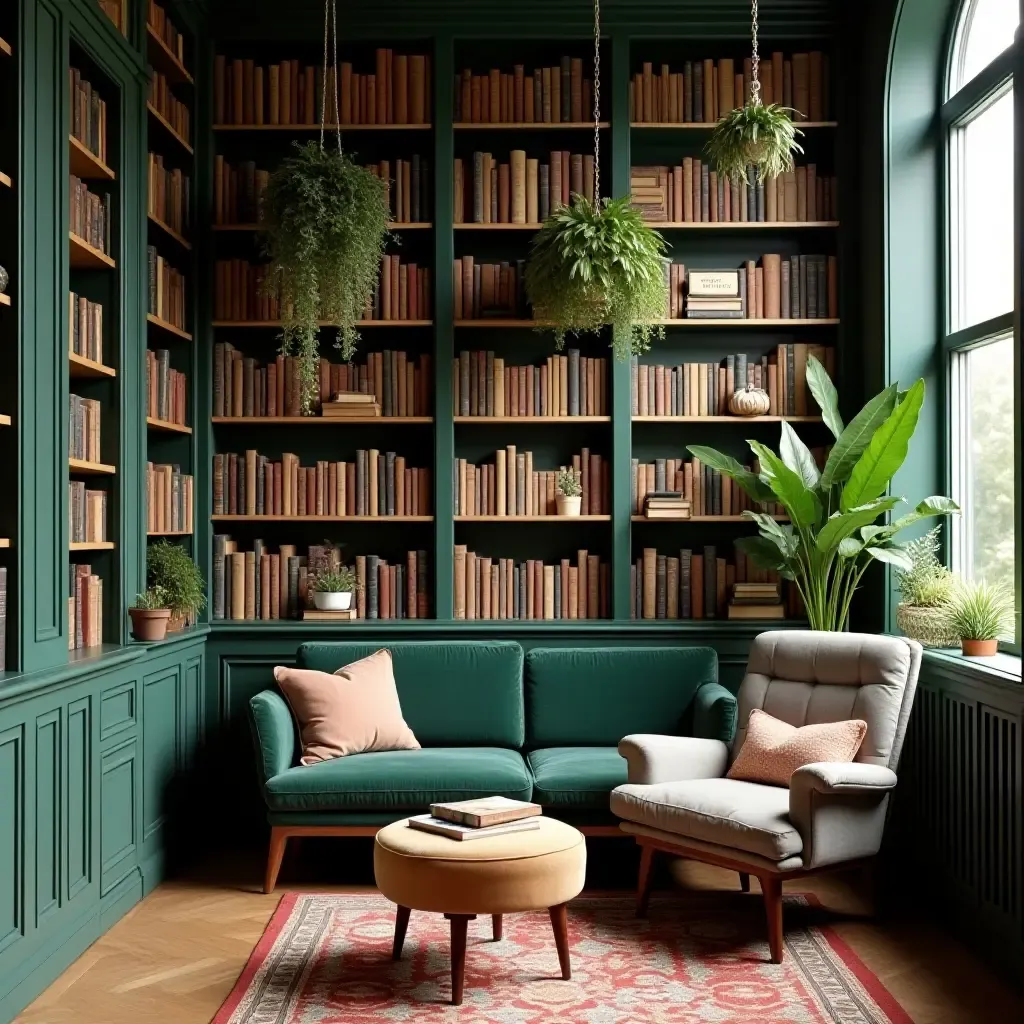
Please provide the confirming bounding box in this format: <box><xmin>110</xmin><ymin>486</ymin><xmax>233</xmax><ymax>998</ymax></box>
<box><xmin>309</xmin><ymin>564</ymin><xmax>360</xmax><ymax>611</ymax></box>
<box><xmin>147</xmin><ymin>540</ymin><xmax>206</xmax><ymax>631</ymax></box>
<box><xmin>894</xmin><ymin>526</ymin><xmax>957</xmax><ymax>647</ymax></box>
<box><xmin>555</xmin><ymin>469</ymin><xmax>583</xmax><ymax>517</ymax></box>
<box><xmin>948</xmin><ymin>580</ymin><xmax>1015</xmax><ymax>657</ymax></box>
<box><xmin>129</xmin><ymin>587</ymin><xmax>171</xmax><ymax>642</ymax></box>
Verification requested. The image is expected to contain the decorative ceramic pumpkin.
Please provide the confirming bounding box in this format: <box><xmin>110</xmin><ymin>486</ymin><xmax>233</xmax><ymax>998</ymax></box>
<box><xmin>729</xmin><ymin>385</ymin><xmax>771</xmax><ymax>417</ymax></box>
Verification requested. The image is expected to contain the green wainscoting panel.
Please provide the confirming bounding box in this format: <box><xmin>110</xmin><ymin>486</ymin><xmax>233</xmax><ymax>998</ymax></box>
<box><xmin>0</xmin><ymin>724</ymin><xmax>25</xmax><ymax>957</ymax></box>
<box><xmin>100</xmin><ymin>737</ymin><xmax>138</xmax><ymax>896</ymax></box>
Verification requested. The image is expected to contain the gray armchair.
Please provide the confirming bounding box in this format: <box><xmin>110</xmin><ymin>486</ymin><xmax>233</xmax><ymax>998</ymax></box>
<box><xmin>610</xmin><ymin>631</ymin><xmax>922</xmax><ymax>962</ymax></box>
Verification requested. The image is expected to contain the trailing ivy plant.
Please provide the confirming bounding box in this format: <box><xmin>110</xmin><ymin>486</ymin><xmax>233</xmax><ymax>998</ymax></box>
<box><xmin>525</xmin><ymin>194</ymin><xmax>668</xmax><ymax>360</ymax></box>
<box><xmin>704</xmin><ymin>103</ymin><xmax>804</xmax><ymax>184</ymax></box>
<box><xmin>261</xmin><ymin>142</ymin><xmax>391</xmax><ymax>413</ymax></box>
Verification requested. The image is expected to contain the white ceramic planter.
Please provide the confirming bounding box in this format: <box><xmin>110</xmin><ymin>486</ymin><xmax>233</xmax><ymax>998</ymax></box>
<box><xmin>313</xmin><ymin>590</ymin><xmax>353</xmax><ymax>611</ymax></box>
<box><xmin>556</xmin><ymin>495</ymin><xmax>582</xmax><ymax>517</ymax></box>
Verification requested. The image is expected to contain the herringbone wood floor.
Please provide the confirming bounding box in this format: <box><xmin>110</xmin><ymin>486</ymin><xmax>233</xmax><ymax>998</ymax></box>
<box><xmin>15</xmin><ymin>842</ymin><xmax>1024</xmax><ymax>1024</ymax></box>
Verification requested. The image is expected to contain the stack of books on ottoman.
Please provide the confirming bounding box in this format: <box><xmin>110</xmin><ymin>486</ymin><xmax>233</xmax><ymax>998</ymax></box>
<box><xmin>321</xmin><ymin>392</ymin><xmax>381</xmax><ymax>417</ymax></box>
<box><xmin>727</xmin><ymin>581</ymin><xmax>784</xmax><ymax>619</ymax></box>
<box><xmin>643</xmin><ymin>491</ymin><xmax>692</xmax><ymax>519</ymax></box>
<box><xmin>409</xmin><ymin>797</ymin><xmax>542</xmax><ymax>840</ymax></box>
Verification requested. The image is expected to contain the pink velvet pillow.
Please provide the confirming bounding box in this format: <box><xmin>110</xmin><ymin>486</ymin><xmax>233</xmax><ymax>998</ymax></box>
<box><xmin>727</xmin><ymin>708</ymin><xmax>867</xmax><ymax>788</ymax></box>
<box><xmin>274</xmin><ymin>649</ymin><xmax>420</xmax><ymax>765</ymax></box>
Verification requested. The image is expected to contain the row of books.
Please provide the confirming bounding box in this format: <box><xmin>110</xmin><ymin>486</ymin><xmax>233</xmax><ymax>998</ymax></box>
<box><xmin>147</xmin><ymin>2</ymin><xmax>188</xmax><ymax>71</ymax></box>
<box><xmin>454</xmin><ymin>151</ymin><xmax>594</xmax><ymax>225</ymax></box>
<box><xmin>454</xmin><ymin>449</ymin><xmax>608</xmax><ymax>517</ymax></box>
<box><xmin>69</xmin><ymin>68</ymin><xmax>108</xmax><ymax>163</ymax></box>
<box><xmin>0</xmin><ymin>568</ymin><xmax>6</xmax><ymax>670</ymax></box>
<box><xmin>454</xmin><ymin>547</ymin><xmax>610</xmax><ymax>620</ymax></box>
<box><xmin>147</xmin><ymin>152</ymin><xmax>191</xmax><ymax>235</ymax></box>
<box><xmin>453</xmin><ymin>350</ymin><xmax>608</xmax><ymax>418</ymax></box>
<box><xmin>629</xmin><ymin>52</ymin><xmax>829</xmax><ymax>124</ymax></box>
<box><xmin>148</xmin><ymin>70</ymin><xmax>191</xmax><ymax>143</ymax></box>
<box><xmin>69</xmin><ymin>482</ymin><xmax>106</xmax><ymax>544</ymax></box>
<box><xmin>213</xmin><ymin>345</ymin><xmax>432</xmax><ymax>419</ymax></box>
<box><xmin>453</xmin><ymin>59</ymin><xmax>592</xmax><ymax>124</ymax></box>
<box><xmin>69</xmin><ymin>564</ymin><xmax>103</xmax><ymax>650</ymax></box>
<box><xmin>371</xmin><ymin>255</ymin><xmax>433</xmax><ymax>321</ymax></box>
<box><xmin>212</xmin><ymin>451</ymin><xmax>431</xmax><ymax>518</ymax></box>
<box><xmin>69</xmin><ymin>395</ymin><xmax>102</xmax><ymax>464</ymax></box>
<box><xmin>631</xmin><ymin>345</ymin><xmax>835</xmax><ymax>418</ymax></box>
<box><xmin>213</xmin><ymin>51</ymin><xmax>431</xmax><ymax>126</ymax></box>
<box><xmin>70</xmin><ymin>176</ymin><xmax>112</xmax><ymax>255</ymax></box>
<box><xmin>365</xmin><ymin>158</ymin><xmax>432</xmax><ymax>224</ymax></box>
<box><xmin>631</xmin><ymin>161</ymin><xmax>837</xmax><ymax>223</ymax></box>
<box><xmin>212</xmin><ymin>538</ymin><xmax>430</xmax><ymax>620</ymax></box>
<box><xmin>69</xmin><ymin>292</ymin><xmax>104</xmax><ymax>365</ymax></box>
<box><xmin>454</xmin><ymin>257</ymin><xmax>526</xmax><ymax>320</ymax></box>
<box><xmin>146</xmin><ymin>349</ymin><xmax>188</xmax><ymax>426</ymax></box>
<box><xmin>632</xmin><ymin>457</ymin><xmax>787</xmax><ymax>518</ymax></box>
<box><xmin>147</xmin><ymin>246</ymin><xmax>187</xmax><ymax>329</ymax></box>
<box><xmin>147</xmin><ymin>463</ymin><xmax>193</xmax><ymax>535</ymax></box>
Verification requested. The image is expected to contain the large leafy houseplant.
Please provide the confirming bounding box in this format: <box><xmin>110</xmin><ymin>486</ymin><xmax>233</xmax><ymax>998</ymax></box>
<box><xmin>147</xmin><ymin>540</ymin><xmax>206</xmax><ymax>631</ymax></box>
<box><xmin>689</xmin><ymin>356</ymin><xmax>959</xmax><ymax>631</ymax></box>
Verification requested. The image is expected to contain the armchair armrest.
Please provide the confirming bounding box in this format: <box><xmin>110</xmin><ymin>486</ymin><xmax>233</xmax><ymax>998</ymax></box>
<box><xmin>789</xmin><ymin>762</ymin><xmax>898</xmax><ymax>870</ymax></box>
<box><xmin>248</xmin><ymin>690</ymin><xmax>296</xmax><ymax>784</ymax></box>
<box><xmin>618</xmin><ymin>734</ymin><xmax>729</xmax><ymax>785</ymax></box>
<box><xmin>692</xmin><ymin>681</ymin><xmax>738</xmax><ymax>743</ymax></box>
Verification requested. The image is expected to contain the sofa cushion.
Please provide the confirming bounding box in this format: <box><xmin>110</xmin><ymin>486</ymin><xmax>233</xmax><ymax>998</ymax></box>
<box><xmin>264</xmin><ymin>747</ymin><xmax>532</xmax><ymax>812</ymax></box>
<box><xmin>528</xmin><ymin>747</ymin><xmax>627</xmax><ymax>809</ymax></box>
<box><xmin>610</xmin><ymin>778</ymin><xmax>802</xmax><ymax>862</ymax></box>
<box><xmin>525</xmin><ymin>647</ymin><xmax>718</xmax><ymax>746</ymax></box>
<box><xmin>296</xmin><ymin>641</ymin><xmax>525</xmax><ymax>748</ymax></box>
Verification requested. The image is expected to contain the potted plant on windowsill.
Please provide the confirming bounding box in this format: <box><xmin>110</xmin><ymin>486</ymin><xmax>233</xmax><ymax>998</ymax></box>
<box><xmin>948</xmin><ymin>580</ymin><xmax>1014</xmax><ymax>657</ymax></box>
<box><xmin>147</xmin><ymin>540</ymin><xmax>206</xmax><ymax>632</ymax></box>
<box><xmin>310</xmin><ymin>565</ymin><xmax>360</xmax><ymax>611</ymax></box>
<box><xmin>555</xmin><ymin>469</ymin><xmax>583</xmax><ymax>517</ymax></box>
<box><xmin>894</xmin><ymin>526</ymin><xmax>957</xmax><ymax>647</ymax></box>
<box><xmin>128</xmin><ymin>587</ymin><xmax>171</xmax><ymax>642</ymax></box>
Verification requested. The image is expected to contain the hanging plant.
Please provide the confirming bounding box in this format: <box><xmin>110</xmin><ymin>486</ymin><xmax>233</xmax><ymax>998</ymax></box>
<box><xmin>524</xmin><ymin>0</ymin><xmax>667</xmax><ymax>360</ymax></box>
<box><xmin>704</xmin><ymin>0</ymin><xmax>803</xmax><ymax>184</ymax></box>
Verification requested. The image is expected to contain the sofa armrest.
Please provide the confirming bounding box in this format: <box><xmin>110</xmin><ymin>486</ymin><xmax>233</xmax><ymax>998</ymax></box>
<box><xmin>618</xmin><ymin>734</ymin><xmax>729</xmax><ymax>785</ymax></box>
<box><xmin>789</xmin><ymin>762</ymin><xmax>898</xmax><ymax>870</ymax></box>
<box><xmin>692</xmin><ymin>682</ymin><xmax>738</xmax><ymax>744</ymax></box>
<box><xmin>249</xmin><ymin>690</ymin><xmax>296</xmax><ymax>783</ymax></box>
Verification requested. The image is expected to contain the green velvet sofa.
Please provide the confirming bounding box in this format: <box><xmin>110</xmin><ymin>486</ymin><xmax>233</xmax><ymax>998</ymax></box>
<box><xmin>249</xmin><ymin>641</ymin><xmax>737</xmax><ymax>892</ymax></box>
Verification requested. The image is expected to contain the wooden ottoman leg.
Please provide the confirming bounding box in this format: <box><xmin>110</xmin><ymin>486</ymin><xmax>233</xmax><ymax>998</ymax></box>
<box><xmin>444</xmin><ymin>914</ymin><xmax>475</xmax><ymax>1005</ymax></box>
<box><xmin>548</xmin><ymin>903</ymin><xmax>571</xmax><ymax>980</ymax></box>
<box><xmin>492</xmin><ymin>914</ymin><xmax>503</xmax><ymax>941</ymax></box>
<box><xmin>392</xmin><ymin>905</ymin><xmax>411</xmax><ymax>961</ymax></box>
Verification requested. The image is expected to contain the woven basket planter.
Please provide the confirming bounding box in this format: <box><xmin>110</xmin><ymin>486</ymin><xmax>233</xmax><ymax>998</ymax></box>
<box><xmin>895</xmin><ymin>602</ymin><xmax>956</xmax><ymax>648</ymax></box>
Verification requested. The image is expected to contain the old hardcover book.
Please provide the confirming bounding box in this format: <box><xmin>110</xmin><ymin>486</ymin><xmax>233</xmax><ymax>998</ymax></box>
<box><xmin>408</xmin><ymin>814</ymin><xmax>541</xmax><ymax>840</ymax></box>
<box><xmin>431</xmin><ymin>796</ymin><xmax>541</xmax><ymax>828</ymax></box>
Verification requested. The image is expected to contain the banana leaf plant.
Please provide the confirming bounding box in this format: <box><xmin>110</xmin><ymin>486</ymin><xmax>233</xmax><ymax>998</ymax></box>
<box><xmin>689</xmin><ymin>356</ymin><xmax>958</xmax><ymax>631</ymax></box>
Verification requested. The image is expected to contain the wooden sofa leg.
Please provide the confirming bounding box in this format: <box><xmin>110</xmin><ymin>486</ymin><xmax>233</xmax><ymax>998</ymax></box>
<box><xmin>264</xmin><ymin>827</ymin><xmax>288</xmax><ymax>894</ymax></box>
<box><xmin>636</xmin><ymin>844</ymin><xmax>655</xmax><ymax>917</ymax></box>
<box><xmin>760</xmin><ymin>875</ymin><xmax>784</xmax><ymax>963</ymax></box>
<box><xmin>739</xmin><ymin>871</ymin><xmax>751</xmax><ymax>892</ymax></box>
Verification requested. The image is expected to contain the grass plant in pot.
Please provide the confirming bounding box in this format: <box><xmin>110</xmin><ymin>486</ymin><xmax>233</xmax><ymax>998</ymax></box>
<box><xmin>948</xmin><ymin>580</ymin><xmax>1015</xmax><ymax>657</ymax></box>
<box><xmin>893</xmin><ymin>526</ymin><xmax>957</xmax><ymax>647</ymax></box>
<box><xmin>310</xmin><ymin>565</ymin><xmax>360</xmax><ymax>611</ymax></box>
<box><xmin>129</xmin><ymin>587</ymin><xmax>171</xmax><ymax>642</ymax></box>
<box><xmin>147</xmin><ymin>540</ymin><xmax>206</xmax><ymax>631</ymax></box>
<box><xmin>555</xmin><ymin>468</ymin><xmax>583</xmax><ymax>517</ymax></box>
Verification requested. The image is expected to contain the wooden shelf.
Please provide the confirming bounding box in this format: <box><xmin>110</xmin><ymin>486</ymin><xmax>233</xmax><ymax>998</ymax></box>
<box><xmin>0</xmin><ymin>36</ymin><xmax>11</xmax><ymax>58</ymax></box>
<box><xmin>456</xmin><ymin>515</ymin><xmax>611</xmax><ymax>522</ymax></box>
<box><xmin>633</xmin><ymin>415</ymin><xmax>822</xmax><ymax>423</ymax></box>
<box><xmin>146</xmin><ymin>314</ymin><xmax>192</xmax><ymax>342</ymax></box>
<box><xmin>147</xmin><ymin>416</ymin><xmax>192</xmax><ymax>434</ymax></box>
<box><xmin>147</xmin><ymin>213</ymin><xmax>191</xmax><ymax>250</ymax></box>
<box><xmin>0</xmin><ymin>539</ymin><xmax>9</xmax><ymax>548</ymax></box>
<box><xmin>70</xmin><ymin>541</ymin><xmax>115</xmax><ymax>551</ymax></box>
<box><xmin>212</xmin><ymin>320</ymin><xmax>433</xmax><ymax>328</ymax></box>
<box><xmin>656</xmin><ymin>221</ymin><xmax>839</xmax><ymax>230</ymax></box>
<box><xmin>454</xmin><ymin>415</ymin><xmax>610</xmax><ymax>424</ymax></box>
<box><xmin>69</xmin><ymin>458</ymin><xmax>116</xmax><ymax>476</ymax></box>
<box><xmin>455</xmin><ymin>319</ymin><xmax>553</xmax><ymax>328</ymax></box>
<box><xmin>212</xmin><ymin>416</ymin><xmax>433</xmax><ymax>425</ymax></box>
<box><xmin>0</xmin><ymin>171</ymin><xmax>13</xmax><ymax>189</ymax></box>
<box><xmin>70</xmin><ymin>352</ymin><xmax>116</xmax><ymax>378</ymax></box>
<box><xmin>212</xmin><ymin>221</ymin><xmax>432</xmax><ymax>232</ymax></box>
<box><xmin>69</xmin><ymin>233</ymin><xmax>116</xmax><ymax>270</ymax></box>
<box><xmin>213</xmin><ymin>122</ymin><xmax>431</xmax><ymax>131</ymax></box>
<box><xmin>0</xmin><ymin>414</ymin><xmax>12</xmax><ymax>427</ymax></box>
<box><xmin>454</xmin><ymin>121</ymin><xmax>609</xmax><ymax>130</ymax></box>
<box><xmin>147</xmin><ymin>103</ymin><xmax>194</xmax><ymax>155</ymax></box>
<box><xmin>455</xmin><ymin>223</ymin><xmax>543</xmax><ymax>230</ymax></box>
<box><xmin>659</xmin><ymin>318</ymin><xmax>839</xmax><ymax>327</ymax></box>
<box><xmin>212</xmin><ymin>514</ymin><xmax>434</xmax><ymax>523</ymax></box>
<box><xmin>146</xmin><ymin>25</ymin><xmax>193</xmax><ymax>86</ymax></box>
<box><xmin>0</xmin><ymin>294</ymin><xmax>10</xmax><ymax>307</ymax></box>
<box><xmin>631</xmin><ymin>515</ymin><xmax>790</xmax><ymax>523</ymax></box>
<box><xmin>148</xmin><ymin>530</ymin><xmax>193</xmax><ymax>537</ymax></box>
<box><xmin>69</xmin><ymin>135</ymin><xmax>115</xmax><ymax>181</ymax></box>
<box><xmin>631</xmin><ymin>120</ymin><xmax>838</xmax><ymax>129</ymax></box>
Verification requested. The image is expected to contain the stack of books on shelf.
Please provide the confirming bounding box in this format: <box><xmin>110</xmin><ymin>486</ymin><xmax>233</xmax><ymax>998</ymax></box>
<box><xmin>69</xmin><ymin>292</ymin><xmax>103</xmax><ymax>363</ymax></box>
<box><xmin>147</xmin><ymin>2</ymin><xmax>188</xmax><ymax>68</ymax></box>
<box><xmin>148</xmin><ymin>70</ymin><xmax>191</xmax><ymax>142</ymax></box>
<box><xmin>213</xmin><ymin>49</ymin><xmax>431</xmax><ymax>126</ymax></box>
<box><xmin>69</xmin><ymin>483</ymin><xmax>107</xmax><ymax>543</ymax></box>
<box><xmin>212</xmin><ymin>538</ymin><xmax>429</xmax><ymax>620</ymax></box>
<box><xmin>454</xmin><ymin>150</ymin><xmax>593</xmax><ymax>224</ymax></box>
<box><xmin>453</xmin><ymin>546</ymin><xmax>610</xmax><ymax>620</ymax></box>
<box><xmin>213</xmin><ymin>450</ymin><xmax>431</xmax><ymax>518</ymax></box>
<box><xmin>146</xmin><ymin>349</ymin><xmax>188</xmax><ymax>425</ymax></box>
<box><xmin>454</xmin><ymin>448</ymin><xmax>606</xmax><ymax>517</ymax></box>
<box><xmin>322</xmin><ymin>392</ymin><xmax>380</xmax><ymax>418</ymax></box>
<box><xmin>728</xmin><ymin>582</ymin><xmax>784</xmax><ymax>619</ymax></box>
<box><xmin>68</xmin><ymin>563</ymin><xmax>102</xmax><ymax>650</ymax></box>
<box><xmin>147</xmin><ymin>246</ymin><xmax>187</xmax><ymax>328</ymax></box>
<box><xmin>146</xmin><ymin>463</ymin><xmax>193</xmax><ymax>533</ymax></box>
<box><xmin>69</xmin><ymin>176</ymin><xmax>111</xmax><ymax>252</ymax></box>
<box><xmin>69</xmin><ymin>395</ymin><xmax>102</xmax><ymax>462</ymax></box>
<box><xmin>454</xmin><ymin>256</ymin><xmax>527</xmax><ymax>319</ymax></box>
<box><xmin>365</xmin><ymin>158</ymin><xmax>431</xmax><ymax>222</ymax></box>
<box><xmin>454</xmin><ymin>57</ymin><xmax>592</xmax><ymax>123</ymax></box>
<box><xmin>454</xmin><ymin>350</ymin><xmax>607</xmax><ymax>418</ymax></box>
<box><xmin>685</xmin><ymin>268</ymin><xmax>744</xmax><ymax>319</ymax></box>
<box><xmin>69</xmin><ymin>68</ymin><xmax>108</xmax><ymax>161</ymax></box>
<box><xmin>643</xmin><ymin>491</ymin><xmax>691</xmax><ymax>519</ymax></box>
<box><xmin>410</xmin><ymin>798</ymin><xmax>542</xmax><ymax>840</ymax></box>
<box><xmin>147</xmin><ymin>153</ymin><xmax>190</xmax><ymax>235</ymax></box>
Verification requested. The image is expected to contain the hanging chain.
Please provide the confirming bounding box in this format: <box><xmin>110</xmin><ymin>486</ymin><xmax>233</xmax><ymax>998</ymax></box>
<box><xmin>592</xmin><ymin>0</ymin><xmax>601</xmax><ymax>202</ymax></box>
<box><xmin>750</xmin><ymin>0</ymin><xmax>761</xmax><ymax>104</ymax></box>
<box><xmin>318</xmin><ymin>0</ymin><xmax>343</xmax><ymax>152</ymax></box>
<box><xmin>319</xmin><ymin>0</ymin><xmax>330</xmax><ymax>148</ymax></box>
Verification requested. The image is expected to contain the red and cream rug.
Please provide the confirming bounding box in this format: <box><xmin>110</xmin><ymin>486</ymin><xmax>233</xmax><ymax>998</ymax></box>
<box><xmin>215</xmin><ymin>892</ymin><xmax>910</xmax><ymax>1023</ymax></box>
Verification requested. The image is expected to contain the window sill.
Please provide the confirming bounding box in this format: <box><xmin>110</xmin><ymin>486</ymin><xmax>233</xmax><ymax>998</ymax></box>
<box><xmin>921</xmin><ymin>645</ymin><xmax>1022</xmax><ymax>686</ymax></box>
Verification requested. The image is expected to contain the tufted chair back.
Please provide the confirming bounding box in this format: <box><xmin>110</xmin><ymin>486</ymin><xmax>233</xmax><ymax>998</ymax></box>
<box><xmin>732</xmin><ymin>631</ymin><xmax>922</xmax><ymax>770</ymax></box>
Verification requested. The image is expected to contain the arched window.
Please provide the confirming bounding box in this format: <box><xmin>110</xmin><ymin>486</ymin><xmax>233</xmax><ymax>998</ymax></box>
<box><xmin>944</xmin><ymin>0</ymin><xmax>1019</xmax><ymax>644</ymax></box>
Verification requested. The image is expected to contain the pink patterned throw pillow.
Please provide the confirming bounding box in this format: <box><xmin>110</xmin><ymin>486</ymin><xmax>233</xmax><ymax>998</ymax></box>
<box><xmin>727</xmin><ymin>708</ymin><xmax>867</xmax><ymax>787</ymax></box>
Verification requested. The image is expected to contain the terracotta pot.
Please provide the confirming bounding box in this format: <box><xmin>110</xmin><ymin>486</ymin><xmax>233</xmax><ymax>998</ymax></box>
<box><xmin>556</xmin><ymin>495</ymin><xmax>582</xmax><ymax>517</ymax></box>
<box><xmin>129</xmin><ymin>607</ymin><xmax>171</xmax><ymax>642</ymax></box>
<box><xmin>961</xmin><ymin>638</ymin><xmax>999</xmax><ymax>657</ymax></box>
<box><xmin>313</xmin><ymin>590</ymin><xmax>353</xmax><ymax>611</ymax></box>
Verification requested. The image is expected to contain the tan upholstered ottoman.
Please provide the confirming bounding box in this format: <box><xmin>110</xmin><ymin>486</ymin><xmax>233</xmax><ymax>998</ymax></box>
<box><xmin>374</xmin><ymin>817</ymin><xmax>586</xmax><ymax>1004</ymax></box>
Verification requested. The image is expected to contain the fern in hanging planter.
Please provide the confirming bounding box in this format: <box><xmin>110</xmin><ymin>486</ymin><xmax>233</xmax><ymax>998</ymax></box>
<box><xmin>525</xmin><ymin>194</ymin><xmax>668</xmax><ymax>360</ymax></box>
<box><xmin>261</xmin><ymin>142</ymin><xmax>391</xmax><ymax>413</ymax></box>
<box><xmin>705</xmin><ymin>102</ymin><xmax>804</xmax><ymax>184</ymax></box>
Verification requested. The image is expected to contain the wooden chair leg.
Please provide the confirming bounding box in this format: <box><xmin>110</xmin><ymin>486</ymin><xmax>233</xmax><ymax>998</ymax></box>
<box><xmin>445</xmin><ymin>914</ymin><xmax>474</xmax><ymax>1005</ymax></box>
<box><xmin>548</xmin><ymin>903</ymin><xmax>571</xmax><ymax>980</ymax></box>
<box><xmin>760</xmin><ymin>875</ymin><xmax>784</xmax><ymax>964</ymax></box>
<box><xmin>263</xmin><ymin>827</ymin><xmax>287</xmax><ymax>894</ymax></box>
<box><xmin>492</xmin><ymin>914</ymin><xmax>503</xmax><ymax>941</ymax></box>
<box><xmin>392</xmin><ymin>905</ymin><xmax>411</xmax><ymax>961</ymax></box>
<box><xmin>739</xmin><ymin>871</ymin><xmax>751</xmax><ymax>892</ymax></box>
<box><xmin>635</xmin><ymin>843</ymin><xmax>655</xmax><ymax>918</ymax></box>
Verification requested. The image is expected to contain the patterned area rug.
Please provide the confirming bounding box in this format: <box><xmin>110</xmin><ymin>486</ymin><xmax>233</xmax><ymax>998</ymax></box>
<box><xmin>215</xmin><ymin>892</ymin><xmax>910</xmax><ymax>1023</ymax></box>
